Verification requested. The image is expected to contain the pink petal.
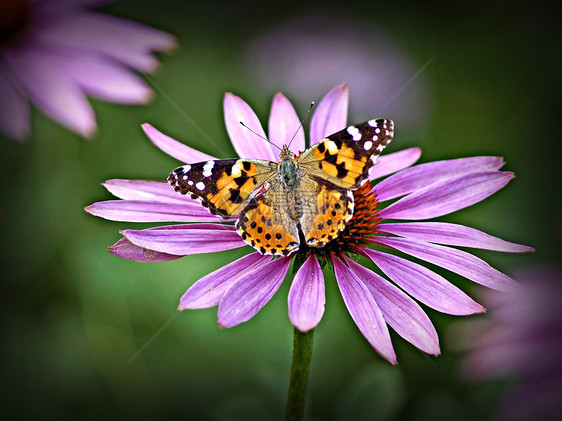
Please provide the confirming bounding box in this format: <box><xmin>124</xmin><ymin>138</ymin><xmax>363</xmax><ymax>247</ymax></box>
<box><xmin>379</xmin><ymin>171</ymin><xmax>514</xmax><ymax>220</ymax></box>
<box><xmin>35</xmin><ymin>11</ymin><xmax>175</xmax><ymax>72</ymax></box>
<box><xmin>374</xmin><ymin>156</ymin><xmax>506</xmax><ymax>202</ymax></box>
<box><xmin>369</xmin><ymin>147</ymin><xmax>422</xmax><ymax>180</ymax></box>
<box><xmin>378</xmin><ymin>222</ymin><xmax>534</xmax><ymax>253</ymax></box>
<box><xmin>179</xmin><ymin>252</ymin><xmax>271</xmax><ymax>309</ymax></box>
<box><xmin>309</xmin><ymin>84</ymin><xmax>349</xmax><ymax>145</ymax></box>
<box><xmin>288</xmin><ymin>255</ymin><xmax>325</xmax><ymax>332</ymax></box>
<box><xmin>48</xmin><ymin>50</ymin><xmax>153</xmax><ymax>103</ymax></box>
<box><xmin>333</xmin><ymin>257</ymin><xmax>396</xmax><ymax>363</ymax></box>
<box><xmin>121</xmin><ymin>224</ymin><xmax>246</xmax><ymax>255</ymax></box>
<box><xmin>142</xmin><ymin>124</ymin><xmax>216</xmax><ymax>163</ymax></box>
<box><xmin>362</xmin><ymin>248</ymin><xmax>485</xmax><ymax>315</ymax></box>
<box><xmin>0</xmin><ymin>62</ymin><xmax>30</xmax><ymax>140</ymax></box>
<box><xmin>217</xmin><ymin>256</ymin><xmax>292</xmax><ymax>327</ymax></box>
<box><xmin>3</xmin><ymin>46</ymin><xmax>96</xmax><ymax>137</ymax></box>
<box><xmin>268</xmin><ymin>93</ymin><xmax>305</xmax><ymax>153</ymax></box>
<box><xmin>224</xmin><ymin>93</ymin><xmax>276</xmax><ymax>161</ymax></box>
<box><xmin>85</xmin><ymin>200</ymin><xmax>224</xmax><ymax>222</ymax></box>
<box><xmin>374</xmin><ymin>236</ymin><xmax>520</xmax><ymax>292</ymax></box>
<box><xmin>343</xmin><ymin>257</ymin><xmax>440</xmax><ymax>355</ymax></box>
<box><xmin>109</xmin><ymin>237</ymin><xmax>183</xmax><ymax>262</ymax></box>
<box><xmin>102</xmin><ymin>179</ymin><xmax>190</xmax><ymax>204</ymax></box>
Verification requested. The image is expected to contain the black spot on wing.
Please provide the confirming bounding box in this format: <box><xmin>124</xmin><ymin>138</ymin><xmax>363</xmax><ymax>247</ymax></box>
<box><xmin>229</xmin><ymin>188</ymin><xmax>244</xmax><ymax>204</ymax></box>
<box><xmin>336</xmin><ymin>163</ymin><xmax>348</xmax><ymax>178</ymax></box>
<box><xmin>233</xmin><ymin>175</ymin><xmax>249</xmax><ymax>187</ymax></box>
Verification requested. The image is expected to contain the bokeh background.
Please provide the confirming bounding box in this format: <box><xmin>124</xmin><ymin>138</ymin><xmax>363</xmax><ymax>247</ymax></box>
<box><xmin>1</xmin><ymin>0</ymin><xmax>560</xmax><ymax>420</ymax></box>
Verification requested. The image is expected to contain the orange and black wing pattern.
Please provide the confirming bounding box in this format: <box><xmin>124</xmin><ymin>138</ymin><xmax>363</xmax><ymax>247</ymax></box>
<box><xmin>298</xmin><ymin>118</ymin><xmax>394</xmax><ymax>189</ymax></box>
<box><xmin>168</xmin><ymin>158</ymin><xmax>277</xmax><ymax>218</ymax></box>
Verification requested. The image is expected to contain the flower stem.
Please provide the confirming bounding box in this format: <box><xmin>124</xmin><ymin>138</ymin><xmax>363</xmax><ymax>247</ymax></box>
<box><xmin>285</xmin><ymin>328</ymin><xmax>314</xmax><ymax>421</ymax></box>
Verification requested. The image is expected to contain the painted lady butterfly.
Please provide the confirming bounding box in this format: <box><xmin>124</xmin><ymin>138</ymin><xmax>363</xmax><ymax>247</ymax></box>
<box><xmin>168</xmin><ymin>119</ymin><xmax>394</xmax><ymax>256</ymax></box>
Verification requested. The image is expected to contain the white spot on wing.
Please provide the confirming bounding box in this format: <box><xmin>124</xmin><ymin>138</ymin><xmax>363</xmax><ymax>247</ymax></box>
<box><xmin>188</xmin><ymin>180</ymin><xmax>194</xmax><ymax>186</ymax></box>
<box><xmin>363</xmin><ymin>140</ymin><xmax>373</xmax><ymax>150</ymax></box>
<box><xmin>202</xmin><ymin>160</ymin><xmax>215</xmax><ymax>177</ymax></box>
<box><xmin>231</xmin><ymin>162</ymin><xmax>242</xmax><ymax>177</ymax></box>
<box><xmin>325</xmin><ymin>140</ymin><xmax>338</xmax><ymax>154</ymax></box>
<box><xmin>196</xmin><ymin>181</ymin><xmax>205</xmax><ymax>190</ymax></box>
<box><xmin>347</xmin><ymin>125</ymin><xmax>361</xmax><ymax>141</ymax></box>
<box><xmin>182</xmin><ymin>164</ymin><xmax>191</xmax><ymax>173</ymax></box>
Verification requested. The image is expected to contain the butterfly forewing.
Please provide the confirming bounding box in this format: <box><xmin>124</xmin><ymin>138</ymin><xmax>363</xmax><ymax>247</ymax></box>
<box><xmin>298</xmin><ymin>118</ymin><xmax>394</xmax><ymax>189</ymax></box>
<box><xmin>168</xmin><ymin>159</ymin><xmax>277</xmax><ymax>218</ymax></box>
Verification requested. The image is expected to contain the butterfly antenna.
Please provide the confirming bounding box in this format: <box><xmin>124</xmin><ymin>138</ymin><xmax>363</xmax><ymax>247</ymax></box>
<box><xmin>287</xmin><ymin>101</ymin><xmax>315</xmax><ymax>150</ymax></box>
<box><xmin>239</xmin><ymin>121</ymin><xmax>282</xmax><ymax>152</ymax></box>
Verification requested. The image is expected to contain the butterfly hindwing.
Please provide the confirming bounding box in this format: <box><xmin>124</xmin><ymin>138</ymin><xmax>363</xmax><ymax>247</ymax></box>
<box><xmin>298</xmin><ymin>176</ymin><xmax>355</xmax><ymax>248</ymax></box>
<box><xmin>168</xmin><ymin>159</ymin><xmax>277</xmax><ymax>217</ymax></box>
<box><xmin>298</xmin><ymin>118</ymin><xmax>394</xmax><ymax>189</ymax></box>
<box><xmin>235</xmin><ymin>183</ymin><xmax>300</xmax><ymax>256</ymax></box>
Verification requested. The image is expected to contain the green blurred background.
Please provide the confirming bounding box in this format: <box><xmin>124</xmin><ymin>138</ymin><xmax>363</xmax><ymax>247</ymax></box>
<box><xmin>1</xmin><ymin>0</ymin><xmax>560</xmax><ymax>419</ymax></box>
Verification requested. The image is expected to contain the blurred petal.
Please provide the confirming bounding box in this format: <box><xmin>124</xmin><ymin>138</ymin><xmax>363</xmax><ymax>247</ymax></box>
<box><xmin>309</xmin><ymin>84</ymin><xmax>348</xmax><ymax>145</ymax></box>
<box><xmin>494</xmin><ymin>378</ymin><xmax>562</xmax><ymax>421</ymax></box>
<box><xmin>380</xmin><ymin>171</ymin><xmax>514</xmax><ymax>220</ymax></box>
<box><xmin>333</xmin><ymin>257</ymin><xmax>396</xmax><ymax>363</ymax></box>
<box><xmin>288</xmin><ymin>254</ymin><xmax>325</xmax><ymax>332</ymax></box>
<box><xmin>34</xmin><ymin>0</ymin><xmax>119</xmax><ymax>14</ymax></box>
<box><xmin>121</xmin><ymin>224</ymin><xmax>246</xmax><ymax>255</ymax></box>
<box><xmin>363</xmin><ymin>248</ymin><xmax>485</xmax><ymax>315</ymax></box>
<box><xmin>369</xmin><ymin>147</ymin><xmax>421</xmax><ymax>180</ymax></box>
<box><xmin>343</xmin><ymin>257</ymin><xmax>440</xmax><ymax>355</ymax></box>
<box><xmin>224</xmin><ymin>93</ymin><xmax>275</xmax><ymax>161</ymax></box>
<box><xmin>3</xmin><ymin>46</ymin><xmax>96</xmax><ymax>137</ymax></box>
<box><xmin>142</xmin><ymin>123</ymin><xmax>216</xmax><ymax>162</ymax></box>
<box><xmin>0</xmin><ymin>63</ymin><xmax>30</xmax><ymax>140</ymax></box>
<box><xmin>378</xmin><ymin>222</ymin><xmax>534</xmax><ymax>253</ymax></box>
<box><xmin>35</xmin><ymin>11</ymin><xmax>175</xmax><ymax>72</ymax></box>
<box><xmin>268</xmin><ymin>93</ymin><xmax>304</xmax><ymax>153</ymax></box>
<box><xmin>179</xmin><ymin>252</ymin><xmax>271</xmax><ymax>309</ymax></box>
<box><xmin>374</xmin><ymin>156</ymin><xmax>506</xmax><ymax>202</ymax></box>
<box><xmin>109</xmin><ymin>237</ymin><xmax>183</xmax><ymax>262</ymax></box>
<box><xmin>85</xmin><ymin>200</ymin><xmax>224</xmax><ymax>222</ymax></box>
<box><xmin>49</xmin><ymin>50</ymin><xmax>153</xmax><ymax>103</ymax></box>
<box><xmin>217</xmin><ymin>256</ymin><xmax>292</xmax><ymax>327</ymax></box>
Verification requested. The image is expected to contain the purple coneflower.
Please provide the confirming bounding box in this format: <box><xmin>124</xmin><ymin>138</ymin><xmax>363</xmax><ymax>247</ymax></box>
<box><xmin>86</xmin><ymin>84</ymin><xmax>533</xmax><ymax>364</ymax></box>
<box><xmin>0</xmin><ymin>0</ymin><xmax>175</xmax><ymax>141</ymax></box>
<box><xmin>461</xmin><ymin>267</ymin><xmax>562</xmax><ymax>421</ymax></box>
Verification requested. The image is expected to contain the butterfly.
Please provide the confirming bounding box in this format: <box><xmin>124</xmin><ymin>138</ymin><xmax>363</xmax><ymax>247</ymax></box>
<box><xmin>168</xmin><ymin>118</ymin><xmax>394</xmax><ymax>256</ymax></box>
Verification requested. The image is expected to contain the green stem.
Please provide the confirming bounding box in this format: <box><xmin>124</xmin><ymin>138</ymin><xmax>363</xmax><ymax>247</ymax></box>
<box><xmin>285</xmin><ymin>328</ymin><xmax>314</xmax><ymax>421</ymax></box>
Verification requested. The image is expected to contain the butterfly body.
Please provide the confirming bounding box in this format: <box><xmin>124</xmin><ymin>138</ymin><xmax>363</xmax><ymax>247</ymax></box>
<box><xmin>168</xmin><ymin>118</ymin><xmax>394</xmax><ymax>256</ymax></box>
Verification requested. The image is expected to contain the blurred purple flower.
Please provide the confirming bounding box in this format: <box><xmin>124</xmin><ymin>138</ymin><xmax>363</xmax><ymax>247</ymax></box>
<box><xmin>0</xmin><ymin>0</ymin><xmax>175</xmax><ymax>141</ymax></box>
<box><xmin>86</xmin><ymin>84</ymin><xmax>532</xmax><ymax>363</ymax></box>
<box><xmin>462</xmin><ymin>267</ymin><xmax>562</xmax><ymax>421</ymax></box>
<box><xmin>243</xmin><ymin>11</ymin><xmax>431</xmax><ymax>129</ymax></box>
